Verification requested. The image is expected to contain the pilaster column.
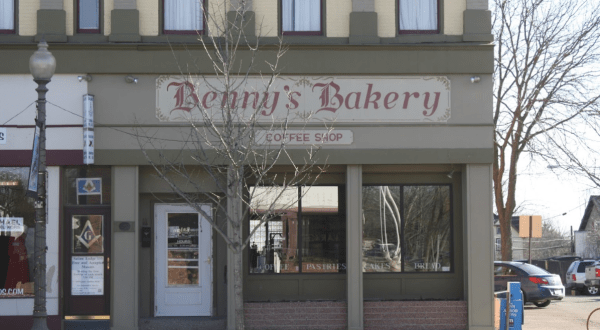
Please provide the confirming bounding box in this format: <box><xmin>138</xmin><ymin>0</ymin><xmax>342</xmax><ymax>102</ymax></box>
<box><xmin>463</xmin><ymin>164</ymin><xmax>494</xmax><ymax>330</ymax></box>
<box><xmin>109</xmin><ymin>0</ymin><xmax>141</xmax><ymax>42</ymax></box>
<box><xmin>110</xmin><ymin>166</ymin><xmax>139</xmax><ymax>330</ymax></box>
<box><xmin>464</xmin><ymin>0</ymin><xmax>493</xmax><ymax>42</ymax></box>
<box><xmin>350</xmin><ymin>0</ymin><xmax>379</xmax><ymax>44</ymax></box>
<box><xmin>347</xmin><ymin>165</ymin><xmax>363</xmax><ymax>330</ymax></box>
<box><xmin>36</xmin><ymin>0</ymin><xmax>66</xmax><ymax>42</ymax></box>
<box><xmin>228</xmin><ymin>0</ymin><xmax>255</xmax><ymax>37</ymax></box>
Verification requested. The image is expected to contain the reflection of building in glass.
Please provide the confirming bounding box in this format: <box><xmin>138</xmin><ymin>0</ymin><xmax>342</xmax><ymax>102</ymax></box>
<box><xmin>249</xmin><ymin>186</ymin><xmax>345</xmax><ymax>274</ymax></box>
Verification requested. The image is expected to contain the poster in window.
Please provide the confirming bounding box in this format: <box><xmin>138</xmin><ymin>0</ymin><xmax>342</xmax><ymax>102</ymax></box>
<box><xmin>71</xmin><ymin>256</ymin><xmax>104</xmax><ymax>295</ymax></box>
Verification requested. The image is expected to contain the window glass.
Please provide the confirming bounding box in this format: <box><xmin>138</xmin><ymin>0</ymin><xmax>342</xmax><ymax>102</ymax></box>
<box><xmin>362</xmin><ymin>185</ymin><xmax>452</xmax><ymax>273</ymax></box>
<box><xmin>403</xmin><ymin>186</ymin><xmax>451</xmax><ymax>272</ymax></box>
<box><xmin>496</xmin><ymin>238</ymin><xmax>501</xmax><ymax>251</ymax></box>
<box><xmin>362</xmin><ymin>186</ymin><xmax>402</xmax><ymax>272</ymax></box>
<box><xmin>167</xmin><ymin>213</ymin><xmax>199</xmax><ymax>285</ymax></box>
<box><xmin>79</xmin><ymin>0</ymin><xmax>100</xmax><ymax>32</ymax></box>
<box><xmin>398</xmin><ymin>0</ymin><xmax>438</xmax><ymax>33</ymax></box>
<box><xmin>64</xmin><ymin>167</ymin><xmax>111</xmax><ymax>205</ymax></box>
<box><xmin>494</xmin><ymin>265</ymin><xmax>517</xmax><ymax>276</ymax></box>
<box><xmin>0</xmin><ymin>168</ymin><xmax>35</xmax><ymax>297</ymax></box>
<box><xmin>577</xmin><ymin>261</ymin><xmax>594</xmax><ymax>273</ymax></box>
<box><xmin>72</xmin><ymin>215</ymin><xmax>104</xmax><ymax>254</ymax></box>
<box><xmin>164</xmin><ymin>0</ymin><xmax>204</xmax><ymax>33</ymax></box>
<box><xmin>0</xmin><ymin>0</ymin><xmax>14</xmax><ymax>32</ymax></box>
<box><xmin>282</xmin><ymin>0</ymin><xmax>321</xmax><ymax>33</ymax></box>
<box><xmin>249</xmin><ymin>186</ymin><xmax>346</xmax><ymax>274</ymax></box>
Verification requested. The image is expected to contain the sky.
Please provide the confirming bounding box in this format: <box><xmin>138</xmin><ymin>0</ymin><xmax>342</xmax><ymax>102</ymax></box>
<box><xmin>515</xmin><ymin>161</ymin><xmax>599</xmax><ymax>234</ymax></box>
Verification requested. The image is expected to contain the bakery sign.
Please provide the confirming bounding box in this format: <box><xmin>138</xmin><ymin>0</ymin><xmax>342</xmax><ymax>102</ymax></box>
<box><xmin>156</xmin><ymin>76</ymin><xmax>451</xmax><ymax>123</ymax></box>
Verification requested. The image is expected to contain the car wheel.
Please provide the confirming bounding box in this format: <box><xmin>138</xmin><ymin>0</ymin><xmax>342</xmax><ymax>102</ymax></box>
<box><xmin>533</xmin><ymin>300</ymin><xmax>551</xmax><ymax>308</ymax></box>
<box><xmin>586</xmin><ymin>286</ymin><xmax>600</xmax><ymax>295</ymax></box>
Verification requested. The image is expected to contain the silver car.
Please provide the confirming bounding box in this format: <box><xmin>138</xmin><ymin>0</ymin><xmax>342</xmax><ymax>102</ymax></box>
<box><xmin>566</xmin><ymin>260</ymin><xmax>599</xmax><ymax>295</ymax></box>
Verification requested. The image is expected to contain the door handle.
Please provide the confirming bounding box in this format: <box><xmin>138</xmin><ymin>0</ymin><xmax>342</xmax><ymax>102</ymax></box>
<box><xmin>107</xmin><ymin>257</ymin><xmax>110</xmax><ymax>270</ymax></box>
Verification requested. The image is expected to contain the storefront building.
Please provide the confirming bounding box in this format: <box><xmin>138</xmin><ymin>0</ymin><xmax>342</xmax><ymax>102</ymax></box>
<box><xmin>0</xmin><ymin>0</ymin><xmax>494</xmax><ymax>329</ymax></box>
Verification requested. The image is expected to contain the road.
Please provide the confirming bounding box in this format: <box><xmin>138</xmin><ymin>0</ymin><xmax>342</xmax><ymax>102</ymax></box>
<box><xmin>522</xmin><ymin>295</ymin><xmax>600</xmax><ymax>330</ymax></box>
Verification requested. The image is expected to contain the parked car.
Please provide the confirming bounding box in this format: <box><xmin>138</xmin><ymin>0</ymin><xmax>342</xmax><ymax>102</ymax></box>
<box><xmin>566</xmin><ymin>260</ymin><xmax>599</xmax><ymax>295</ymax></box>
<box><xmin>494</xmin><ymin>261</ymin><xmax>565</xmax><ymax>307</ymax></box>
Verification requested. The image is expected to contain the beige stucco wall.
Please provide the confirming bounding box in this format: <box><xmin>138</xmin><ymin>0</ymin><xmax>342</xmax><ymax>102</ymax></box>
<box><xmin>376</xmin><ymin>0</ymin><xmax>465</xmax><ymax>37</ymax></box>
<box><xmin>254</xmin><ymin>0</ymin><xmax>277</xmax><ymax>37</ymax></box>
<box><xmin>327</xmin><ymin>0</ymin><xmax>351</xmax><ymax>37</ymax></box>
<box><xmin>139</xmin><ymin>0</ymin><xmax>160</xmax><ymax>35</ymax></box>
<box><xmin>105</xmin><ymin>0</ymin><xmax>114</xmax><ymax>35</ymax></box>
<box><xmin>207</xmin><ymin>0</ymin><xmax>229</xmax><ymax>37</ymax></box>
<box><xmin>445</xmin><ymin>0</ymin><xmax>466</xmax><ymax>35</ymax></box>
<box><xmin>375</xmin><ymin>0</ymin><xmax>395</xmax><ymax>38</ymax></box>
<box><xmin>19</xmin><ymin>0</ymin><xmax>38</xmax><ymax>36</ymax></box>
<box><xmin>64</xmin><ymin>0</ymin><xmax>73</xmax><ymax>35</ymax></box>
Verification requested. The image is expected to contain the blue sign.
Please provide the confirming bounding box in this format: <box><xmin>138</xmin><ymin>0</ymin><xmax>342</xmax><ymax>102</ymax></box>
<box><xmin>500</xmin><ymin>282</ymin><xmax>523</xmax><ymax>330</ymax></box>
<box><xmin>77</xmin><ymin>178</ymin><xmax>102</xmax><ymax>195</ymax></box>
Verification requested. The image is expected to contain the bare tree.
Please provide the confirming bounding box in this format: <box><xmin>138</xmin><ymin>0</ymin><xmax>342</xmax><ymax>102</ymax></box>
<box><xmin>493</xmin><ymin>0</ymin><xmax>600</xmax><ymax>261</ymax></box>
<box><xmin>136</xmin><ymin>1</ymin><xmax>328</xmax><ymax>329</ymax></box>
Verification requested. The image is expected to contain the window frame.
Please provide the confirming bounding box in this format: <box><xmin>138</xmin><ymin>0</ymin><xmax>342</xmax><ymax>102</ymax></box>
<box><xmin>362</xmin><ymin>183</ymin><xmax>454</xmax><ymax>274</ymax></box>
<box><xmin>279</xmin><ymin>0</ymin><xmax>324</xmax><ymax>36</ymax></box>
<box><xmin>0</xmin><ymin>0</ymin><xmax>16</xmax><ymax>34</ymax></box>
<box><xmin>397</xmin><ymin>0</ymin><xmax>440</xmax><ymax>35</ymax></box>
<box><xmin>247</xmin><ymin>184</ymin><xmax>346</xmax><ymax>275</ymax></box>
<box><xmin>162</xmin><ymin>0</ymin><xmax>207</xmax><ymax>35</ymax></box>
<box><xmin>77</xmin><ymin>0</ymin><xmax>102</xmax><ymax>34</ymax></box>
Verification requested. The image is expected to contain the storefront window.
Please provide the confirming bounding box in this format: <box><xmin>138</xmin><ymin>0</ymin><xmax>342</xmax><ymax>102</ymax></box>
<box><xmin>362</xmin><ymin>185</ymin><xmax>452</xmax><ymax>273</ymax></box>
<box><xmin>64</xmin><ymin>167</ymin><xmax>111</xmax><ymax>205</ymax></box>
<box><xmin>0</xmin><ymin>167</ymin><xmax>35</xmax><ymax>297</ymax></box>
<box><xmin>249</xmin><ymin>186</ymin><xmax>346</xmax><ymax>274</ymax></box>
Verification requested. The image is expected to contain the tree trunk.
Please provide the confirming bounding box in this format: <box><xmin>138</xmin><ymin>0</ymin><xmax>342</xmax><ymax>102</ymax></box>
<box><xmin>227</xmin><ymin>165</ymin><xmax>245</xmax><ymax>330</ymax></box>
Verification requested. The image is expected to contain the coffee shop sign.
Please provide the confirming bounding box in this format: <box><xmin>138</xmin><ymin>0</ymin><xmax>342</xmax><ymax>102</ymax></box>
<box><xmin>156</xmin><ymin>76</ymin><xmax>451</xmax><ymax>123</ymax></box>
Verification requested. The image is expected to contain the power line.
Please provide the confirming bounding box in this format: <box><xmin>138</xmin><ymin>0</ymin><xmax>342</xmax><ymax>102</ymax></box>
<box><xmin>1</xmin><ymin>102</ymin><xmax>35</xmax><ymax>125</ymax></box>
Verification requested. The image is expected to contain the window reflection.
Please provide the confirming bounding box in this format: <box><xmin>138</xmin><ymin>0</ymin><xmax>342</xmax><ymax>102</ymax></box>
<box><xmin>403</xmin><ymin>186</ymin><xmax>451</xmax><ymax>272</ymax></box>
<box><xmin>0</xmin><ymin>167</ymin><xmax>35</xmax><ymax>296</ymax></box>
<box><xmin>362</xmin><ymin>185</ymin><xmax>452</xmax><ymax>273</ymax></box>
<box><xmin>249</xmin><ymin>186</ymin><xmax>346</xmax><ymax>274</ymax></box>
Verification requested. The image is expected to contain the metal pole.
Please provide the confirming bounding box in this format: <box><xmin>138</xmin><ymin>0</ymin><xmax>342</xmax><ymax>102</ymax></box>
<box><xmin>31</xmin><ymin>80</ymin><xmax>49</xmax><ymax>330</ymax></box>
<box><xmin>505</xmin><ymin>289</ymin><xmax>511</xmax><ymax>330</ymax></box>
<box><xmin>528</xmin><ymin>215</ymin><xmax>532</xmax><ymax>264</ymax></box>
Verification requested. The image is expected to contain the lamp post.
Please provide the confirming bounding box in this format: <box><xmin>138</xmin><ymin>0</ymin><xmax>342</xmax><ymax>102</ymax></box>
<box><xmin>29</xmin><ymin>40</ymin><xmax>55</xmax><ymax>330</ymax></box>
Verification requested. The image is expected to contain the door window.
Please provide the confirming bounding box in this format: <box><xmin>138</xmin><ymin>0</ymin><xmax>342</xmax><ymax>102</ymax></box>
<box><xmin>167</xmin><ymin>213</ymin><xmax>200</xmax><ymax>286</ymax></box>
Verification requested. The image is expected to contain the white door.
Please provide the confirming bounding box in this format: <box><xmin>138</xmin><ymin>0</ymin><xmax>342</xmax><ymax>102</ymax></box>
<box><xmin>155</xmin><ymin>204</ymin><xmax>212</xmax><ymax>316</ymax></box>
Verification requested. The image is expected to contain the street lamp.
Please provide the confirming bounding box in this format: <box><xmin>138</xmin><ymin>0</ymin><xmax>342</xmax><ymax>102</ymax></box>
<box><xmin>29</xmin><ymin>39</ymin><xmax>55</xmax><ymax>330</ymax></box>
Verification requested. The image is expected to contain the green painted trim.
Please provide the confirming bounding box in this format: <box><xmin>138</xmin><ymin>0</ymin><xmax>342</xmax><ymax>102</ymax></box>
<box><xmin>93</xmin><ymin>149</ymin><xmax>492</xmax><ymax>166</ymax></box>
<box><xmin>463</xmin><ymin>10</ymin><xmax>494</xmax><ymax>42</ymax></box>
<box><xmin>109</xmin><ymin>9</ymin><xmax>141</xmax><ymax>42</ymax></box>
<box><xmin>0</xmin><ymin>36</ymin><xmax>35</xmax><ymax>43</ymax></box>
<box><xmin>36</xmin><ymin>10</ymin><xmax>67</xmax><ymax>43</ymax></box>
<box><xmin>0</xmin><ymin>45</ymin><xmax>493</xmax><ymax>74</ymax></box>
<box><xmin>68</xmin><ymin>35</ymin><xmax>109</xmax><ymax>43</ymax></box>
<box><xmin>349</xmin><ymin>12</ymin><xmax>379</xmax><ymax>45</ymax></box>
<box><xmin>381</xmin><ymin>35</ymin><xmax>464</xmax><ymax>44</ymax></box>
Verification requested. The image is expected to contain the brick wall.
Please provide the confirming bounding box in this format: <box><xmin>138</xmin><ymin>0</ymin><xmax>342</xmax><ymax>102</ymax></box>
<box><xmin>244</xmin><ymin>301</ymin><xmax>347</xmax><ymax>330</ymax></box>
<box><xmin>364</xmin><ymin>301</ymin><xmax>468</xmax><ymax>330</ymax></box>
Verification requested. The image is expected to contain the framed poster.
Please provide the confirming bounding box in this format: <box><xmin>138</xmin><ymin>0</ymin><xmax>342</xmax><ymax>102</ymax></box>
<box><xmin>71</xmin><ymin>256</ymin><xmax>104</xmax><ymax>295</ymax></box>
